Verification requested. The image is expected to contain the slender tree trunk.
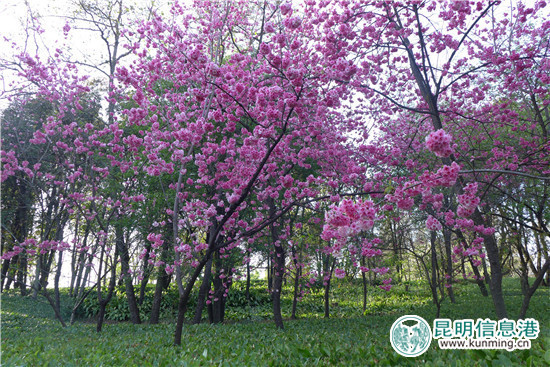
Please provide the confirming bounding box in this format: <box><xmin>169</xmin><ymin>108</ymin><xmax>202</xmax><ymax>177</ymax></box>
<box><xmin>245</xmin><ymin>261</ymin><xmax>251</xmax><ymax>305</ymax></box>
<box><xmin>174</xmin><ymin>253</ymin><xmax>211</xmax><ymax>345</ymax></box>
<box><xmin>291</xmin><ymin>265</ymin><xmax>301</xmax><ymax>319</ymax></box>
<box><xmin>31</xmin><ymin>255</ymin><xmax>42</xmax><ymax>298</ymax></box>
<box><xmin>17</xmin><ymin>254</ymin><xmax>27</xmax><ymax>296</ymax></box>
<box><xmin>97</xmin><ymin>303</ymin><xmax>107</xmax><ymax>333</ymax></box>
<box><xmin>97</xmin><ymin>237</ymin><xmax>119</xmax><ymax>333</ymax></box>
<box><xmin>456</xmin><ymin>229</ymin><xmax>489</xmax><ymax>296</ymax></box>
<box><xmin>268</xmin><ymin>199</ymin><xmax>285</xmax><ymax>329</ymax></box>
<box><xmin>73</xmin><ymin>252</ymin><xmax>86</xmax><ymax>298</ymax></box>
<box><xmin>442</xmin><ymin>229</ymin><xmax>456</xmax><ymax>303</ymax></box>
<box><xmin>272</xmin><ymin>246</ymin><xmax>285</xmax><ymax>329</ymax></box>
<box><xmin>193</xmin><ymin>257</ymin><xmax>213</xmax><ymax>324</ymax></box>
<box><xmin>14</xmin><ymin>183</ymin><xmax>30</xmax><ymax>296</ymax></box>
<box><xmin>361</xmin><ymin>256</ymin><xmax>368</xmax><ymax>312</ymax></box>
<box><xmin>43</xmin><ymin>288</ymin><xmax>67</xmax><ymax>327</ymax></box>
<box><xmin>211</xmin><ymin>252</ymin><xmax>232</xmax><ymax>324</ymax></box>
<box><xmin>149</xmin><ymin>267</ymin><xmax>167</xmax><ymax>324</ymax></box>
<box><xmin>267</xmin><ymin>255</ymin><xmax>273</xmax><ymax>292</ymax></box>
<box><xmin>472</xmin><ymin>210</ymin><xmax>508</xmax><ymax>319</ymax></box>
<box><xmin>0</xmin><ymin>259</ymin><xmax>10</xmax><ymax>292</ymax></box>
<box><xmin>149</xmin><ymin>222</ymin><xmax>173</xmax><ymax>323</ymax></box>
<box><xmin>138</xmin><ymin>262</ymin><xmax>151</xmax><ymax>306</ymax></box>
<box><xmin>211</xmin><ymin>272</ymin><xmax>223</xmax><ymax>324</ymax></box>
<box><xmin>54</xmin><ymin>250</ymin><xmax>63</xmax><ymax>319</ymax></box>
<box><xmin>519</xmin><ymin>259</ymin><xmax>550</xmax><ymax>319</ymax></box>
<box><xmin>69</xmin><ymin>219</ymin><xmax>81</xmax><ymax>297</ymax></box>
<box><xmin>116</xmin><ymin>224</ymin><xmax>141</xmax><ymax>324</ymax></box>
<box><xmin>430</xmin><ymin>231</ymin><xmax>441</xmax><ymax>318</ymax></box>
<box><xmin>324</xmin><ymin>258</ymin><xmax>336</xmax><ymax>319</ymax></box>
<box><xmin>77</xmin><ymin>252</ymin><xmax>93</xmax><ymax>301</ymax></box>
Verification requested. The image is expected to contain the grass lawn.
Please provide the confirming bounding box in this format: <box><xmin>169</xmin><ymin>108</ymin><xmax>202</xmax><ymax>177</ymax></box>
<box><xmin>1</xmin><ymin>278</ymin><xmax>549</xmax><ymax>366</ymax></box>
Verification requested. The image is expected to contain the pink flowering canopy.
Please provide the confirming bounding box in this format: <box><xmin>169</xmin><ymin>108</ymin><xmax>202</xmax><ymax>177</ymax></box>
<box><xmin>1</xmin><ymin>0</ymin><xmax>548</xmax><ymax>336</ymax></box>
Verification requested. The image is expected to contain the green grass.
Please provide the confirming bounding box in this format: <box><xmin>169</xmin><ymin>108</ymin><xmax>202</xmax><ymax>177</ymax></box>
<box><xmin>1</xmin><ymin>278</ymin><xmax>549</xmax><ymax>366</ymax></box>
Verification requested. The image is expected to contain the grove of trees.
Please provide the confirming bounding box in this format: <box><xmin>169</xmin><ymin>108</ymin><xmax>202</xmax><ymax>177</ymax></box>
<box><xmin>1</xmin><ymin>0</ymin><xmax>548</xmax><ymax>346</ymax></box>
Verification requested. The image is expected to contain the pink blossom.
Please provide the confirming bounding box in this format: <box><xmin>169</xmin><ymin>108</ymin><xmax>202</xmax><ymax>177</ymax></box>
<box><xmin>426</xmin><ymin>215</ymin><xmax>442</xmax><ymax>231</ymax></box>
<box><xmin>425</xmin><ymin>129</ymin><xmax>454</xmax><ymax>157</ymax></box>
<box><xmin>334</xmin><ymin>268</ymin><xmax>346</xmax><ymax>279</ymax></box>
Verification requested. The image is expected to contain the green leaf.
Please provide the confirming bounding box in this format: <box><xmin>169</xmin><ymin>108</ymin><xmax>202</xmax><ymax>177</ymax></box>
<box><xmin>295</xmin><ymin>346</ymin><xmax>312</xmax><ymax>358</ymax></box>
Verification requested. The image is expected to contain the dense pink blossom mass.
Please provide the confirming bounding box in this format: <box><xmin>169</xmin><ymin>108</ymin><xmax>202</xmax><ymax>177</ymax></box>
<box><xmin>1</xmin><ymin>0</ymin><xmax>549</xmax><ymax>339</ymax></box>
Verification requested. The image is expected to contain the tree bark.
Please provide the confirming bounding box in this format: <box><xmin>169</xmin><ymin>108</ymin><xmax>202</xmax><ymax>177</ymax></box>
<box><xmin>193</xmin><ymin>257</ymin><xmax>213</xmax><ymax>324</ymax></box>
<box><xmin>269</xmin><ymin>198</ymin><xmax>285</xmax><ymax>329</ymax></box>
<box><xmin>519</xmin><ymin>259</ymin><xmax>550</xmax><ymax>319</ymax></box>
<box><xmin>272</xmin><ymin>245</ymin><xmax>285</xmax><ymax>329</ymax></box>
<box><xmin>430</xmin><ymin>231</ymin><xmax>442</xmax><ymax>318</ymax></box>
<box><xmin>442</xmin><ymin>228</ymin><xmax>456</xmax><ymax>303</ymax></box>
<box><xmin>116</xmin><ymin>224</ymin><xmax>141</xmax><ymax>324</ymax></box>
<box><xmin>96</xmin><ymin>238</ymin><xmax>119</xmax><ymax>333</ymax></box>
<box><xmin>174</xmin><ymin>253</ymin><xmax>211</xmax><ymax>345</ymax></box>
<box><xmin>324</xmin><ymin>258</ymin><xmax>336</xmax><ymax>319</ymax></box>
<box><xmin>245</xmin><ymin>261</ymin><xmax>251</xmax><ymax>305</ymax></box>
<box><xmin>149</xmin><ymin>266</ymin><xmax>168</xmax><ymax>324</ymax></box>
<box><xmin>291</xmin><ymin>265</ymin><xmax>301</xmax><ymax>319</ymax></box>
<box><xmin>361</xmin><ymin>256</ymin><xmax>368</xmax><ymax>312</ymax></box>
<box><xmin>472</xmin><ymin>209</ymin><xmax>508</xmax><ymax>319</ymax></box>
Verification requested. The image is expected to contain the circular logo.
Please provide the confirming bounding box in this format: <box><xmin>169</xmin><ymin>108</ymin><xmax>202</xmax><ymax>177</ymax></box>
<box><xmin>390</xmin><ymin>315</ymin><xmax>432</xmax><ymax>357</ymax></box>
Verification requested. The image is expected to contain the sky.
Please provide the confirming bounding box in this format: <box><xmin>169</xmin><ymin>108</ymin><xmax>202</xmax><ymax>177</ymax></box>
<box><xmin>0</xmin><ymin>0</ymin><xmax>175</xmax><ymax>110</ymax></box>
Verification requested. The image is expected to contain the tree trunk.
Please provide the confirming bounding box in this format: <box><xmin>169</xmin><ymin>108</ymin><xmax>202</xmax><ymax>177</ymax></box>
<box><xmin>193</xmin><ymin>257</ymin><xmax>213</xmax><ymax>324</ymax></box>
<box><xmin>442</xmin><ymin>229</ymin><xmax>456</xmax><ymax>303</ymax></box>
<box><xmin>245</xmin><ymin>261</ymin><xmax>251</xmax><ymax>305</ymax></box>
<box><xmin>149</xmin><ymin>224</ymin><xmax>172</xmax><ymax>323</ymax></box>
<box><xmin>472</xmin><ymin>209</ymin><xmax>508</xmax><ymax>319</ymax></box>
<box><xmin>54</xmin><ymin>250</ymin><xmax>63</xmax><ymax>320</ymax></box>
<box><xmin>272</xmin><ymin>246</ymin><xmax>285</xmax><ymax>329</ymax></box>
<box><xmin>14</xmin><ymin>183</ymin><xmax>30</xmax><ymax>296</ymax></box>
<box><xmin>519</xmin><ymin>259</ymin><xmax>550</xmax><ymax>319</ymax></box>
<box><xmin>210</xmin><ymin>252</ymin><xmax>232</xmax><ymax>324</ymax></box>
<box><xmin>267</xmin><ymin>255</ymin><xmax>273</xmax><ymax>292</ymax></box>
<box><xmin>149</xmin><ymin>267</ymin><xmax>167</xmax><ymax>324</ymax></box>
<box><xmin>77</xmin><ymin>252</ymin><xmax>93</xmax><ymax>301</ymax></box>
<box><xmin>324</xmin><ymin>258</ymin><xmax>336</xmax><ymax>319</ymax></box>
<box><xmin>116</xmin><ymin>224</ymin><xmax>141</xmax><ymax>324</ymax></box>
<box><xmin>97</xmin><ymin>302</ymin><xmax>107</xmax><ymax>333</ymax></box>
<box><xmin>72</xmin><ymin>251</ymin><xmax>86</xmax><ymax>298</ymax></box>
<box><xmin>0</xmin><ymin>259</ymin><xmax>10</xmax><ymax>292</ymax></box>
<box><xmin>456</xmin><ymin>229</ymin><xmax>489</xmax><ymax>297</ymax></box>
<box><xmin>291</xmin><ymin>265</ymin><xmax>301</xmax><ymax>319</ymax></box>
<box><xmin>268</xmin><ymin>198</ymin><xmax>285</xmax><ymax>330</ymax></box>
<box><xmin>96</xmin><ymin>239</ymin><xmax>118</xmax><ymax>333</ymax></box>
<box><xmin>174</xmin><ymin>253</ymin><xmax>211</xmax><ymax>345</ymax></box>
<box><xmin>430</xmin><ymin>231</ymin><xmax>441</xmax><ymax>318</ymax></box>
<box><xmin>361</xmin><ymin>256</ymin><xmax>368</xmax><ymax>312</ymax></box>
<box><xmin>138</xmin><ymin>240</ymin><xmax>152</xmax><ymax>305</ymax></box>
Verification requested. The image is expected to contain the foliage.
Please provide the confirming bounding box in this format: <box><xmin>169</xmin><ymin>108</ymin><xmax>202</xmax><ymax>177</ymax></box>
<box><xmin>2</xmin><ymin>279</ymin><xmax>549</xmax><ymax>366</ymax></box>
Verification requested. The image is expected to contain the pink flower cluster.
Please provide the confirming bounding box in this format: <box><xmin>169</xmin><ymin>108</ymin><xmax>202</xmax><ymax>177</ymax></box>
<box><xmin>361</xmin><ymin>238</ymin><xmax>383</xmax><ymax>258</ymax></box>
<box><xmin>322</xmin><ymin>198</ymin><xmax>377</xmax><ymax>243</ymax></box>
<box><xmin>452</xmin><ymin>237</ymin><xmax>486</xmax><ymax>267</ymax></box>
<box><xmin>434</xmin><ymin>162</ymin><xmax>460</xmax><ymax>186</ymax></box>
<box><xmin>425</xmin><ymin>129</ymin><xmax>454</xmax><ymax>157</ymax></box>
<box><xmin>334</xmin><ymin>268</ymin><xmax>346</xmax><ymax>279</ymax></box>
<box><xmin>146</xmin><ymin>233</ymin><xmax>164</xmax><ymax>249</ymax></box>
<box><xmin>379</xmin><ymin>278</ymin><xmax>392</xmax><ymax>291</ymax></box>
<box><xmin>426</xmin><ymin>215</ymin><xmax>442</xmax><ymax>231</ymax></box>
<box><xmin>457</xmin><ymin>183</ymin><xmax>480</xmax><ymax>218</ymax></box>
